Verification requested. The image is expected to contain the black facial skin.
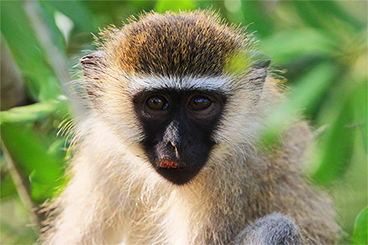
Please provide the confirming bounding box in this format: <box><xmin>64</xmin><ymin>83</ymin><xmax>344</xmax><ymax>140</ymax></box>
<box><xmin>133</xmin><ymin>89</ymin><xmax>226</xmax><ymax>185</ymax></box>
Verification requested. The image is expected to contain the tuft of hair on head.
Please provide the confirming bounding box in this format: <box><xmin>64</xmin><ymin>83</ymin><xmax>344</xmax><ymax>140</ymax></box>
<box><xmin>96</xmin><ymin>10</ymin><xmax>254</xmax><ymax>78</ymax></box>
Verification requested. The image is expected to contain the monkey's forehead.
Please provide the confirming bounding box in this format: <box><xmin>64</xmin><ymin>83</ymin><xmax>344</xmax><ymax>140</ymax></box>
<box><xmin>102</xmin><ymin>11</ymin><xmax>250</xmax><ymax>77</ymax></box>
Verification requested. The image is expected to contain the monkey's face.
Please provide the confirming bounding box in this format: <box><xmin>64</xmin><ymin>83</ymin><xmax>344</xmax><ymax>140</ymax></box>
<box><xmin>132</xmin><ymin>88</ymin><xmax>226</xmax><ymax>185</ymax></box>
<box><xmin>79</xmin><ymin>12</ymin><xmax>269</xmax><ymax>185</ymax></box>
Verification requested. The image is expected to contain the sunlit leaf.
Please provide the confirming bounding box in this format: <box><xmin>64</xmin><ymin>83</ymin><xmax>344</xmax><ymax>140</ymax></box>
<box><xmin>352</xmin><ymin>207</ymin><xmax>368</xmax><ymax>244</ymax></box>
<box><xmin>155</xmin><ymin>0</ymin><xmax>197</xmax><ymax>13</ymax></box>
<box><xmin>30</xmin><ymin>175</ymin><xmax>67</xmax><ymax>202</ymax></box>
<box><xmin>0</xmin><ymin>101</ymin><xmax>66</xmax><ymax>126</ymax></box>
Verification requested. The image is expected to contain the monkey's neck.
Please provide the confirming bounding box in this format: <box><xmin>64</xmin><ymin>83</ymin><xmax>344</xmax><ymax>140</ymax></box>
<box><xmin>116</xmin><ymin>172</ymin><xmax>245</xmax><ymax>245</ymax></box>
<box><xmin>120</xmin><ymin>156</ymin><xmax>247</xmax><ymax>245</ymax></box>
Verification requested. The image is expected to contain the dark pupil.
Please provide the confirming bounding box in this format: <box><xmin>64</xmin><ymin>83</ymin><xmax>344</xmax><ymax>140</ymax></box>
<box><xmin>147</xmin><ymin>96</ymin><xmax>168</xmax><ymax>110</ymax></box>
<box><xmin>189</xmin><ymin>96</ymin><xmax>211</xmax><ymax>110</ymax></box>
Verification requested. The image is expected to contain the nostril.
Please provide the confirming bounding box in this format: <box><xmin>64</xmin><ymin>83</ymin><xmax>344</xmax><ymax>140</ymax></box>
<box><xmin>167</xmin><ymin>141</ymin><xmax>180</xmax><ymax>158</ymax></box>
<box><xmin>167</xmin><ymin>141</ymin><xmax>177</xmax><ymax>150</ymax></box>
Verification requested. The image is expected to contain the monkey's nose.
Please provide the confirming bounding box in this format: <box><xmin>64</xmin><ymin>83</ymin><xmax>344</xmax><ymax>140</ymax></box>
<box><xmin>167</xmin><ymin>141</ymin><xmax>180</xmax><ymax>158</ymax></box>
<box><xmin>167</xmin><ymin>140</ymin><xmax>176</xmax><ymax>150</ymax></box>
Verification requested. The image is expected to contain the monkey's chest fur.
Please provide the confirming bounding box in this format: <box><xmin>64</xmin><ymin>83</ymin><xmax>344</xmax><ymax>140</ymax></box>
<box><xmin>119</xmin><ymin>179</ymin><xmax>247</xmax><ymax>245</ymax></box>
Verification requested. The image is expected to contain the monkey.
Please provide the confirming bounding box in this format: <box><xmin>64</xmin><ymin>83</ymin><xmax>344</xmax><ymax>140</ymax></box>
<box><xmin>40</xmin><ymin>10</ymin><xmax>341</xmax><ymax>245</ymax></box>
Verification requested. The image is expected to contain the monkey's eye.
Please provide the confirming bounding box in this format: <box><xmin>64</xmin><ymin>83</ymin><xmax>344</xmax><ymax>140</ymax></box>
<box><xmin>146</xmin><ymin>95</ymin><xmax>169</xmax><ymax>110</ymax></box>
<box><xmin>188</xmin><ymin>96</ymin><xmax>212</xmax><ymax>111</ymax></box>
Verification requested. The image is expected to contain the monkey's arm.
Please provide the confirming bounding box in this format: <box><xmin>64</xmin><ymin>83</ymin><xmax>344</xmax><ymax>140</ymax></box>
<box><xmin>233</xmin><ymin>213</ymin><xmax>302</xmax><ymax>245</ymax></box>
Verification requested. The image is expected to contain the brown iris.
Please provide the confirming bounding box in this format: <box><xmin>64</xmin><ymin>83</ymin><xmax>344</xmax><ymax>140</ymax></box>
<box><xmin>188</xmin><ymin>96</ymin><xmax>212</xmax><ymax>111</ymax></box>
<box><xmin>146</xmin><ymin>95</ymin><xmax>169</xmax><ymax>110</ymax></box>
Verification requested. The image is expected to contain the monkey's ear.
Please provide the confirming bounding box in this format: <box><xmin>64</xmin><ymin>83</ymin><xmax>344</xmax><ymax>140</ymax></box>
<box><xmin>245</xmin><ymin>63</ymin><xmax>269</xmax><ymax>89</ymax></box>
<box><xmin>243</xmin><ymin>55</ymin><xmax>271</xmax><ymax>87</ymax></box>
<box><xmin>80</xmin><ymin>51</ymin><xmax>106</xmax><ymax>99</ymax></box>
<box><xmin>80</xmin><ymin>51</ymin><xmax>106</xmax><ymax>76</ymax></box>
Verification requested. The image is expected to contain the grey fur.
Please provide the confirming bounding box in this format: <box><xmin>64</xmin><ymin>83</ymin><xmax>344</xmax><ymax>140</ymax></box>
<box><xmin>234</xmin><ymin>213</ymin><xmax>302</xmax><ymax>245</ymax></box>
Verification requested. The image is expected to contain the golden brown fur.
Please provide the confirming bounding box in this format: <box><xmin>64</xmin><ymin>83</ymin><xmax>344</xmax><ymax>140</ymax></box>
<box><xmin>41</xmin><ymin>11</ymin><xmax>340</xmax><ymax>245</ymax></box>
<box><xmin>101</xmin><ymin>11</ymin><xmax>247</xmax><ymax>77</ymax></box>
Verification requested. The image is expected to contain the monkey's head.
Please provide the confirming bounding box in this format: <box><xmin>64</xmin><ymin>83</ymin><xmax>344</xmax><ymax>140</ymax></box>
<box><xmin>80</xmin><ymin>11</ymin><xmax>270</xmax><ymax>185</ymax></box>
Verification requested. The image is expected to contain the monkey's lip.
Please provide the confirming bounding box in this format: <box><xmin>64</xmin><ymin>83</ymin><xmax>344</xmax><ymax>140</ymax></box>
<box><xmin>155</xmin><ymin>158</ymin><xmax>200</xmax><ymax>185</ymax></box>
<box><xmin>157</xmin><ymin>158</ymin><xmax>183</xmax><ymax>169</ymax></box>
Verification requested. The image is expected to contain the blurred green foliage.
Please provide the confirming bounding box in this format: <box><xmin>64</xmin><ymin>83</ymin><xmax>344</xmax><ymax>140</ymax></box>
<box><xmin>0</xmin><ymin>0</ymin><xmax>366</xmax><ymax>244</ymax></box>
<box><xmin>353</xmin><ymin>206</ymin><xmax>368</xmax><ymax>244</ymax></box>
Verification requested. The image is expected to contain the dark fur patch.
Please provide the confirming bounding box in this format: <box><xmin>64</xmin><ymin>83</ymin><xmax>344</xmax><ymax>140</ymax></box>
<box><xmin>102</xmin><ymin>11</ymin><xmax>247</xmax><ymax>77</ymax></box>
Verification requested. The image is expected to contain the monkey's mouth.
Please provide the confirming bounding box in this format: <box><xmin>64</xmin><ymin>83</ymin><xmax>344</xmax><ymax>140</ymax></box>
<box><xmin>155</xmin><ymin>158</ymin><xmax>200</xmax><ymax>185</ymax></box>
<box><xmin>157</xmin><ymin>158</ymin><xmax>184</xmax><ymax>169</ymax></box>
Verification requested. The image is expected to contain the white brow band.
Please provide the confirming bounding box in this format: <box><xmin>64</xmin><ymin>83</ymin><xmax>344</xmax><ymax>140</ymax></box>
<box><xmin>127</xmin><ymin>75</ymin><xmax>233</xmax><ymax>94</ymax></box>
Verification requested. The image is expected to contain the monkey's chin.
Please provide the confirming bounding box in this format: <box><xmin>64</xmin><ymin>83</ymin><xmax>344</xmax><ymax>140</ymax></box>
<box><xmin>156</xmin><ymin>167</ymin><xmax>200</xmax><ymax>185</ymax></box>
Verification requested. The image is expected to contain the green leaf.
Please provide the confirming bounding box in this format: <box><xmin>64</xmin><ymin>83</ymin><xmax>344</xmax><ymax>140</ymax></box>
<box><xmin>1</xmin><ymin>123</ymin><xmax>65</xmax><ymax>202</ymax></box>
<box><xmin>260</xmin><ymin>29</ymin><xmax>333</xmax><ymax>63</ymax></box>
<box><xmin>293</xmin><ymin>1</ymin><xmax>365</xmax><ymax>32</ymax></box>
<box><xmin>312</xmin><ymin>97</ymin><xmax>355</xmax><ymax>185</ymax></box>
<box><xmin>258</xmin><ymin>62</ymin><xmax>338</xmax><ymax>148</ymax></box>
<box><xmin>352</xmin><ymin>207</ymin><xmax>368</xmax><ymax>244</ymax></box>
<box><xmin>0</xmin><ymin>172</ymin><xmax>16</xmax><ymax>198</ymax></box>
<box><xmin>311</xmin><ymin>78</ymin><xmax>365</xmax><ymax>185</ymax></box>
<box><xmin>37</xmin><ymin>1</ymin><xmax>67</xmax><ymax>53</ymax></box>
<box><xmin>1</xmin><ymin>1</ymin><xmax>62</xmax><ymax>101</ymax></box>
<box><xmin>46</xmin><ymin>1</ymin><xmax>97</xmax><ymax>32</ymax></box>
<box><xmin>0</xmin><ymin>101</ymin><xmax>66</xmax><ymax>126</ymax></box>
<box><xmin>30</xmin><ymin>174</ymin><xmax>67</xmax><ymax>202</ymax></box>
<box><xmin>1</xmin><ymin>123</ymin><xmax>64</xmax><ymax>184</ymax></box>
<box><xmin>240</xmin><ymin>1</ymin><xmax>274</xmax><ymax>38</ymax></box>
<box><xmin>0</xmin><ymin>101</ymin><xmax>69</xmax><ymax>202</ymax></box>
<box><xmin>351</xmin><ymin>81</ymin><xmax>368</xmax><ymax>154</ymax></box>
<box><xmin>155</xmin><ymin>0</ymin><xmax>198</xmax><ymax>13</ymax></box>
